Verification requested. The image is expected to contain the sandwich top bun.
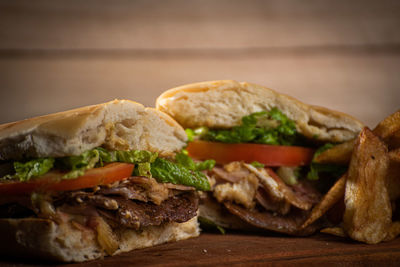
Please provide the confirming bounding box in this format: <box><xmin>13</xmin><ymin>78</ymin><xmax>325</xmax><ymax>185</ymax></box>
<box><xmin>0</xmin><ymin>99</ymin><xmax>187</xmax><ymax>160</ymax></box>
<box><xmin>156</xmin><ymin>80</ymin><xmax>364</xmax><ymax>143</ymax></box>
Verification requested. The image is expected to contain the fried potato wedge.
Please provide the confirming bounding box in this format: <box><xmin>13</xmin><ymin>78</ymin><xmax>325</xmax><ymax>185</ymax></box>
<box><xmin>387</xmin><ymin>131</ymin><xmax>400</xmax><ymax>150</ymax></box>
<box><xmin>314</xmin><ymin>140</ymin><xmax>354</xmax><ymax>164</ymax></box>
<box><xmin>387</xmin><ymin>161</ymin><xmax>400</xmax><ymax>201</ymax></box>
<box><xmin>311</xmin><ymin>112</ymin><xmax>400</xmax><ymax>244</ymax></box>
<box><xmin>315</xmin><ymin>110</ymin><xmax>400</xmax><ymax>165</ymax></box>
<box><xmin>301</xmin><ymin>174</ymin><xmax>346</xmax><ymax>229</ymax></box>
<box><xmin>389</xmin><ymin>148</ymin><xmax>400</xmax><ymax>163</ymax></box>
<box><xmin>343</xmin><ymin>127</ymin><xmax>391</xmax><ymax>244</ymax></box>
<box><xmin>384</xmin><ymin>221</ymin><xmax>400</xmax><ymax>242</ymax></box>
<box><xmin>373</xmin><ymin>110</ymin><xmax>400</xmax><ymax>140</ymax></box>
<box><xmin>321</xmin><ymin>227</ymin><xmax>346</xmax><ymax>238</ymax></box>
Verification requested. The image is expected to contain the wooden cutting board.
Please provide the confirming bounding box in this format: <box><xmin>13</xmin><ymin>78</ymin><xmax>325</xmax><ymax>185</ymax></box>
<box><xmin>2</xmin><ymin>233</ymin><xmax>400</xmax><ymax>266</ymax></box>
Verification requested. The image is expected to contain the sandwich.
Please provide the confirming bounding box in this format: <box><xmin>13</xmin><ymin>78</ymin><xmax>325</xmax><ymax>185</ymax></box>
<box><xmin>156</xmin><ymin>80</ymin><xmax>364</xmax><ymax>236</ymax></box>
<box><xmin>0</xmin><ymin>99</ymin><xmax>213</xmax><ymax>262</ymax></box>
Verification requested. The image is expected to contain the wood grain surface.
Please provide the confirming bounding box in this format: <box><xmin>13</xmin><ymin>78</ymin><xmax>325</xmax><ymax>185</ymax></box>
<box><xmin>1</xmin><ymin>233</ymin><xmax>400</xmax><ymax>266</ymax></box>
<box><xmin>1</xmin><ymin>0</ymin><xmax>400</xmax><ymax>49</ymax></box>
<box><xmin>0</xmin><ymin>0</ymin><xmax>399</xmax><ymax>126</ymax></box>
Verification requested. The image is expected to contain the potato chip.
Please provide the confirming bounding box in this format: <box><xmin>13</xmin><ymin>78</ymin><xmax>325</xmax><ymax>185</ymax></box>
<box><xmin>314</xmin><ymin>110</ymin><xmax>400</xmax><ymax>165</ymax></box>
<box><xmin>389</xmin><ymin>148</ymin><xmax>400</xmax><ymax>163</ymax></box>
<box><xmin>320</xmin><ymin>226</ymin><xmax>346</xmax><ymax>238</ymax></box>
<box><xmin>343</xmin><ymin>127</ymin><xmax>391</xmax><ymax>244</ymax></box>
<box><xmin>384</xmin><ymin>221</ymin><xmax>400</xmax><ymax>242</ymax></box>
<box><xmin>301</xmin><ymin>174</ymin><xmax>346</xmax><ymax>229</ymax></box>
<box><xmin>373</xmin><ymin>110</ymin><xmax>400</xmax><ymax>140</ymax></box>
<box><xmin>312</xmin><ymin>112</ymin><xmax>400</xmax><ymax>244</ymax></box>
<box><xmin>387</xmin><ymin>131</ymin><xmax>400</xmax><ymax>150</ymax></box>
<box><xmin>387</xmin><ymin>161</ymin><xmax>400</xmax><ymax>200</ymax></box>
<box><xmin>314</xmin><ymin>139</ymin><xmax>354</xmax><ymax>164</ymax></box>
<box><xmin>387</xmin><ymin>150</ymin><xmax>400</xmax><ymax>201</ymax></box>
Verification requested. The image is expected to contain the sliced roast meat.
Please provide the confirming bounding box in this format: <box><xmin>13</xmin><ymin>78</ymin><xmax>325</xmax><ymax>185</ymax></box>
<box><xmin>211</xmin><ymin>163</ymin><xmax>251</xmax><ymax>184</ymax></box>
<box><xmin>164</xmin><ymin>183</ymin><xmax>195</xmax><ymax>191</ymax></box>
<box><xmin>100</xmin><ymin>192</ymin><xmax>198</xmax><ymax>230</ymax></box>
<box><xmin>211</xmin><ymin>162</ymin><xmax>321</xmax><ymax>213</ymax></box>
<box><xmin>0</xmin><ymin>203</ymin><xmax>35</xmax><ymax>218</ymax></box>
<box><xmin>255</xmin><ymin>188</ymin><xmax>290</xmax><ymax>215</ymax></box>
<box><xmin>0</xmin><ymin>175</ymin><xmax>199</xmax><ymax>236</ymax></box>
<box><xmin>199</xmin><ymin>192</ymin><xmax>255</xmax><ymax>230</ymax></box>
<box><xmin>291</xmin><ymin>180</ymin><xmax>321</xmax><ymax>207</ymax></box>
<box><xmin>56</xmin><ymin>203</ymin><xmax>100</xmax><ymax>218</ymax></box>
<box><xmin>213</xmin><ymin>172</ymin><xmax>258</xmax><ymax>209</ymax></box>
<box><xmin>0</xmin><ymin>195</ymin><xmax>34</xmax><ymax>213</ymax></box>
<box><xmin>245</xmin><ymin>164</ymin><xmax>321</xmax><ymax>210</ymax></box>
<box><xmin>55</xmin><ymin>191</ymin><xmax>198</xmax><ymax>231</ymax></box>
<box><xmin>98</xmin><ymin>186</ymin><xmax>147</xmax><ymax>202</ymax></box>
<box><xmin>82</xmin><ymin>195</ymin><xmax>119</xmax><ymax>210</ymax></box>
<box><xmin>55</xmin><ymin>191</ymin><xmax>119</xmax><ymax>211</ymax></box>
<box><xmin>224</xmin><ymin>201</ymin><xmax>319</xmax><ymax>236</ymax></box>
<box><xmin>98</xmin><ymin>176</ymin><xmax>169</xmax><ymax>205</ymax></box>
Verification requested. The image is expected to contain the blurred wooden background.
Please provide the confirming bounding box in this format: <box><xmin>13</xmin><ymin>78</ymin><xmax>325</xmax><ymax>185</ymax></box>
<box><xmin>0</xmin><ymin>0</ymin><xmax>399</xmax><ymax>127</ymax></box>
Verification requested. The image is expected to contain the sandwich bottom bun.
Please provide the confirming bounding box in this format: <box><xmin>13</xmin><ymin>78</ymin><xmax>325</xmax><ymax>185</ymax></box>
<box><xmin>0</xmin><ymin>216</ymin><xmax>199</xmax><ymax>262</ymax></box>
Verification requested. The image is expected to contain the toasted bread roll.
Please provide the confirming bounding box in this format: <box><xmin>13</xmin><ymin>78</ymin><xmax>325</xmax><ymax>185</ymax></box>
<box><xmin>157</xmin><ymin>80</ymin><xmax>363</xmax><ymax>143</ymax></box>
<box><xmin>0</xmin><ymin>99</ymin><xmax>187</xmax><ymax>160</ymax></box>
<box><xmin>0</xmin><ymin>217</ymin><xmax>199</xmax><ymax>262</ymax></box>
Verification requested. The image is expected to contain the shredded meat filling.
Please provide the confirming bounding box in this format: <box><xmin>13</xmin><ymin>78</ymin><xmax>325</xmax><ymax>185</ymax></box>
<box><xmin>211</xmin><ymin>162</ymin><xmax>321</xmax><ymax>213</ymax></box>
<box><xmin>99</xmin><ymin>192</ymin><xmax>198</xmax><ymax>230</ymax></box>
<box><xmin>255</xmin><ymin>188</ymin><xmax>291</xmax><ymax>215</ymax></box>
<box><xmin>244</xmin><ymin>164</ymin><xmax>321</xmax><ymax>210</ymax></box>
<box><xmin>209</xmin><ymin>161</ymin><xmax>323</xmax><ymax>235</ymax></box>
<box><xmin>98</xmin><ymin>176</ymin><xmax>170</xmax><ymax>205</ymax></box>
<box><xmin>0</xmin><ymin>176</ymin><xmax>199</xmax><ymax>232</ymax></box>
<box><xmin>211</xmin><ymin>162</ymin><xmax>251</xmax><ymax>184</ymax></box>
<box><xmin>224</xmin><ymin>201</ymin><xmax>319</xmax><ymax>236</ymax></box>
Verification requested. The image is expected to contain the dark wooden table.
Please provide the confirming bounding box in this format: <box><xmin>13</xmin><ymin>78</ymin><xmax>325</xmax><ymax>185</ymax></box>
<box><xmin>2</xmin><ymin>233</ymin><xmax>400</xmax><ymax>266</ymax></box>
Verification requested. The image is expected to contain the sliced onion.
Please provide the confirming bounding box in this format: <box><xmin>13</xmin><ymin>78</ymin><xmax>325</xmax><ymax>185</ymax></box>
<box><xmin>94</xmin><ymin>216</ymin><xmax>119</xmax><ymax>255</ymax></box>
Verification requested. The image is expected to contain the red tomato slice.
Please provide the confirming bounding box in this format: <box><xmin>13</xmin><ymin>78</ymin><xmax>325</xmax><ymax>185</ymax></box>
<box><xmin>0</xmin><ymin>162</ymin><xmax>134</xmax><ymax>195</ymax></box>
<box><xmin>187</xmin><ymin>140</ymin><xmax>314</xmax><ymax>167</ymax></box>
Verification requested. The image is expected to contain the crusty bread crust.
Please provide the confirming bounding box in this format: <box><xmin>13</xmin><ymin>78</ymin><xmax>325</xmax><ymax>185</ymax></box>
<box><xmin>156</xmin><ymin>80</ymin><xmax>364</xmax><ymax>143</ymax></box>
<box><xmin>0</xmin><ymin>99</ymin><xmax>187</xmax><ymax>160</ymax></box>
<box><xmin>0</xmin><ymin>216</ymin><xmax>199</xmax><ymax>262</ymax></box>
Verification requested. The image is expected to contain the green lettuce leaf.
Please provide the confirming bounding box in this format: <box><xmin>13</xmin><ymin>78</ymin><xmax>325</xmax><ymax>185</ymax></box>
<box><xmin>3</xmin><ymin>147</ymin><xmax>211</xmax><ymax>192</ymax></box>
<box><xmin>198</xmin><ymin>216</ymin><xmax>226</xmax><ymax>234</ymax></box>
<box><xmin>60</xmin><ymin>148</ymin><xmax>158</xmax><ymax>179</ymax></box>
<box><xmin>312</xmin><ymin>143</ymin><xmax>335</xmax><ymax>159</ymax></box>
<box><xmin>150</xmin><ymin>157</ymin><xmax>211</xmax><ymax>191</ymax></box>
<box><xmin>175</xmin><ymin>150</ymin><xmax>215</xmax><ymax>171</ymax></box>
<box><xmin>307</xmin><ymin>163</ymin><xmax>347</xmax><ymax>180</ymax></box>
<box><xmin>107</xmin><ymin>149</ymin><xmax>158</xmax><ymax>164</ymax></box>
<box><xmin>136</xmin><ymin>162</ymin><xmax>152</xmax><ymax>177</ymax></box>
<box><xmin>250</xmin><ymin>161</ymin><xmax>265</xmax><ymax>168</ymax></box>
<box><xmin>13</xmin><ymin>158</ymin><xmax>55</xmax><ymax>181</ymax></box>
<box><xmin>306</xmin><ymin>143</ymin><xmax>347</xmax><ymax>180</ymax></box>
<box><xmin>60</xmin><ymin>149</ymin><xmax>101</xmax><ymax>179</ymax></box>
<box><xmin>187</xmin><ymin>108</ymin><xmax>298</xmax><ymax>146</ymax></box>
